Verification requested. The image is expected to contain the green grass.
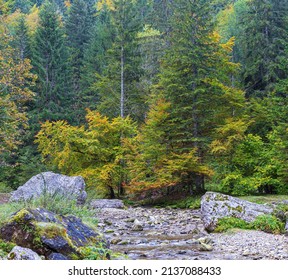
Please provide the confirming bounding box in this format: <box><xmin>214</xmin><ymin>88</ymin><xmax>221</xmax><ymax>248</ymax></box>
<box><xmin>0</xmin><ymin>193</ymin><xmax>98</xmax><ymax>228</ymax></box>
<box><xmin>239</xmin><ymin>194</ymin><xmax>288</xmax><ymax>204</ymax></box>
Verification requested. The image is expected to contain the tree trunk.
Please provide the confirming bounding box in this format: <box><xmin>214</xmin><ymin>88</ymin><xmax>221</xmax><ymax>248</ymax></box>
<box><xmin>120</xmin><ymin>45</ymin><xmax>125</xmax><ymax>118</ymax></box>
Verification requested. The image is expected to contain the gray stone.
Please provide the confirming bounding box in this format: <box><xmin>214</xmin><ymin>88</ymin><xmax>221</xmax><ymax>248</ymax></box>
<box><xmin>132</xmin><ymin>224</ymin><xmax>143</xmax><ymax>231</ymax></box>
<box><xmin>90</xmin><ymin>199</ymin><xmax>125</xmax><ymax>209</ymax></box>
<box><xmin>201</xmin><ymin>192</ymin><xmax>273</xmax><ymax>231</ymax></box>
<box><xmin>48</xmin><ymin>253</ymin><xmax>68</xmax><ymax>260</ymax></box>
<box><xmin>132</xmin><ymin>219</ymin><xmax>143</xmax><ymax>231</ymax></box>
<box><xmin>9</xmin><ymin>172</ymin><xmax>87</xmax><ymax>205</ymax></box>
<box><xmin>8</xmin><ymin>246</ymin><xmax>42</xmax><ymax>260</ymax></box>
<box><xmin>198</xmin><ymin>243</ymin><xmax>213</xmax><ymax>252</ymax></box>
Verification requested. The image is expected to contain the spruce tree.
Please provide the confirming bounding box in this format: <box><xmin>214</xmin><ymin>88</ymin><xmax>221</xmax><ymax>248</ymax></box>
<box><xmin>80</xmin><ymin>5</ymin><xmax>115</xmax><ymax>111</ymax></box>
<box><xmin>32</xmin><ymin>1</ymin><xmax>71</xmax><ymax>123</ymax></box>
<box><xmin>66</xmin><ymin>0</ymin><xmax>95</xmax><ymax>94</ymax></box>
<box><xmin>155</xmin><ymin>0</ymin><xmax>244</xmax><ymax>193</ymax></box>
<box><xmin>12</xmin><ymin>15</ymin><xmax>31</xmax><ymax>61</ymax></box>
<box><xmin>238</xmin><ymin>0</ymin><xmax>288</xmax><ymax>97</ymax></box>
<box><xmin>93</xmin><ymin>0</ymin><xmax>145</xmax><ymax>121</ymax></box>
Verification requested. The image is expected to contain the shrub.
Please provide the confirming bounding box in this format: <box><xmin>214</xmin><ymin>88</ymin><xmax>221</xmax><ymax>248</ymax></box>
<box><xmin>250</xmin><ymin>215</ymin><xmax>285</xmax><ymax>234</ymax></box>
<box><xmin>214</xmin><ymin>217</ymin><xmax>250</xmax><ymax>232</ymax></box>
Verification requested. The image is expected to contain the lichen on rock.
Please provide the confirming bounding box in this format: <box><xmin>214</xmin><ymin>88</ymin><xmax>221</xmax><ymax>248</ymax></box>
<box><xmin>0</xmin><ymin>208</ymin><xmax>109</xmax><ymax>260</ymax></box>
<box><xmin>201</xmin><ymin>192</ymin><xmax>274</xmax><ymax>232</ymax></box>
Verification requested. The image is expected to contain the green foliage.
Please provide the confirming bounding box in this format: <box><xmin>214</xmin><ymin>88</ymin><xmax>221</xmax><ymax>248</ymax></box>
<box><xmin>165</xmin><ymin>196</ymin><xmax>202</xmax><ymax>210</ymax></box>
<box><xmin>0</xmin><ymin>239</ymin><xmax>16</xmax><ymax>258</ymax></box>
<box><xmin>80</xmin><ymin>245</ymin><xmax>111</xmax><ymax>260</ymax></box>
<box><xmin>250</xmin><ymin>215</ymin><xmax>284</xmax><ymax>234</ymax></box>
<box><xmin>93</xmin><ymin>0</ymin><xmax>146</xmax><ymax>121</ymax></box>
<box><xmin>214</xmin><ymin>217</ymin><xmax>250</xmax><ymax>232</ymax></box>
<box><xmin>215</xmin><ymin>215</ymin><xmax>285</xmax><ymax>234</ymax></box>
<box><xmin>65</xmin><ymin>0</ymin><xmax>95</xmax><ymax>100</ymax></box>
<box><xmin>31</xmin><ymin>0</ymin><xmax>72</xmax><ymax>123</ymax></box>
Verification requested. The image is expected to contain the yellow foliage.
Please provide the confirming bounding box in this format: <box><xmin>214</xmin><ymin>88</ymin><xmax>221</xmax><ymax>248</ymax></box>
<box><xmin>97</xmin><ymin>0</ymin><xmax>114</xmax><ymax>11</ymax></box>
<box><xmin>26</xmin><ymin>5</ymin><xmax>39</xmax><ymax>34</ymax></box>
<box><xmin>0</xmin><ymin>34</ymin><xmax>36</xmax><ymax>154</ymax></box>
<box><xmin>35</xmin><ymin>111</ymin><xmax>137</xmax><ymax>197</ymax></box>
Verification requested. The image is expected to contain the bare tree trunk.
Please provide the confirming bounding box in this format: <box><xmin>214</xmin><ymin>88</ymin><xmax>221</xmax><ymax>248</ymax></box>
<box><xmin>120</xmin><ymin>45</ymin><xmax>125</xmax><ymax>118</ymax></box>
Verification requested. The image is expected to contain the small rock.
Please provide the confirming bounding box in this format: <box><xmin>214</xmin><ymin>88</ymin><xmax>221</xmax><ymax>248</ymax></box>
<box><xmin>124</xmin><ymin>218</ymin><xmax>135</xmax><ymax>223</ymax></box>
<box><xmin>178</xmin><ymin>250</ymin><xmax>187</xmax><ymax>255</ymax></box>
<box><xmin>198</xmin><ymin>237</ymin><xmax>213</xmax><ymax>245</ymax></box>
<box><xmin>48</xmin><ymin>253</ymin><xmax>68</xmax><ymax>260</ymax></box>
<box><xmin>198</xmin><ymin>243</ymin><xmax>213</xmax><ymax>252</ymax></box>
<box><xmin>110</xmin><ymin>238</ymin><xmax>122</xmax><ymax>245</ymax></box>
<box><xmin>132</xmin><ymin>224</ymin><xmax>143</xmax><ymax>231</ymax></box>
<box><xmin>118</xmin><ymin>240</ymin><xmax>129</xmax><ymax>245</ymax></box>
<box><xmin>8</xmin><ymin>246</ymin><xmax>42</xmax><ymax>260</ymax></box>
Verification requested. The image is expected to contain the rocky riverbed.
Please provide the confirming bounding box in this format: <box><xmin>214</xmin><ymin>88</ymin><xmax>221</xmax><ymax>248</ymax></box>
<box><xmin>96</xmin><ymin>207</ymin><xmax>288</xmax><ymax>260</ymax></box>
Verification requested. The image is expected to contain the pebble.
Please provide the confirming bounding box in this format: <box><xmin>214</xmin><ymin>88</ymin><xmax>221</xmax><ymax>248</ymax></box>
<box><xmin>96</xmin><ymin>206</ymin><xmax>288</xmax><ymax>260</ymax></box>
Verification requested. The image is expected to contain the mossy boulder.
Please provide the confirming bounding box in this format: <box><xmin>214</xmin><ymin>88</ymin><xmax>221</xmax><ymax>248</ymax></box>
<box><xmin>0</xmin><ymin>208</ymin><xmax>109</xmax><ymax>260</ymax></box>
<box><xmin>201</xmin><ymin>192</ymin><xmax>274</xmax><ymax>232</ymax></box>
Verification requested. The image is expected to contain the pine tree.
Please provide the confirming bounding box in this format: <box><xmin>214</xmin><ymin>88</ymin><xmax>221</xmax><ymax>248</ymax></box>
<box><xmin>32</xmin><ymin>1</ymin><xmax>71</xmax><ymax>123</ymax></box>
<box><xmin>93</xmin><ymin>0</ymin><xmax>145</xmax><ymax>121</ymax></box>
<box><xmin>238</xmin><ymin>0</ymin><xmax>288</xmax><ymax>97</ymax></box>
<box><xmin>12</xmin><ymin>15</ymin><xmax>31</xmax><ymax>61</ymax></box>
<box><xmin>80</xmin><ymin>4</ymin><xmax>115</xmax><ymax>111</ymax></box>
<box><xmin>155</xmin><ymin>0</ymin><xmax>244</xmax><ymax>193</ymax></box>
<box><xmin>65</xmin><ymin>0</ymin><xmax>95</xmax><ymax>94</ymax></box>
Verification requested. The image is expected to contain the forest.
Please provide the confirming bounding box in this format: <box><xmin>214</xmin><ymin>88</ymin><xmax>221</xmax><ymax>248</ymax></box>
<box><xmin>1</xmin><ymin>0</ymin><xmax>288</xmax><ymax>200</ymax></box>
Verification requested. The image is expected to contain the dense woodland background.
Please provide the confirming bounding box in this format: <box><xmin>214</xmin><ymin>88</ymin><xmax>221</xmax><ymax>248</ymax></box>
<box><xmin>1</xmin><ymin>0</ymin><xmax>288</xmax><ymax>199</ymax></box>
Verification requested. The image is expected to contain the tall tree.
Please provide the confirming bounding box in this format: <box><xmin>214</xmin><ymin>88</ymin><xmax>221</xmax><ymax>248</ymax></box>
<box><xmin>12</xmin><ymin>15</ymin><xmax>31</xmax><ymax>61</ymax></box>
<box><xmin>65</xmin><ymin>0</ymin><xmax>95</xmax><ymax>95</ymax></box>
<box><xmin>155</xmin><ymin>0</ymin><xmax>244</xmax><ymax>193</ymax></box>
<box><xmin>31</xmin><ymin>0</ymin><xmax>71</xmax><ymax>123</ymax></box>
<box><xmin>0</xmin><ymin>33</ymin><xmax>35</xmax><ymax>158</ymax></box>
<box><xmin>238</xmin><ymin>0</ymin><xmax>288</xmax><ymax>97</ymax></box>
<box><xmin>80</xmin><ymin>4</ymin><xmax>115</xmax><ymax>112</ymax></box>
<box><xmin>93</xmin><ymin>0</ymin><xmax>145</xmax><ymax>121</ymax></box>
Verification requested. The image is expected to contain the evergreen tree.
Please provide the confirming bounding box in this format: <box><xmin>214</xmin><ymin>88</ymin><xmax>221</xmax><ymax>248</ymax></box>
<box><xmin>65</xmin><ymin>0</ymin><xmax>95</xmax><ymax>95</ymax></box>
<box><xmin>93</xmin><ymin>0</ymin><xmax>145</xmax><ymax>121</ymax></box>
<box><xmin>12</xmin><ymin>15</ymin><xmax>31</xmax><ymax>61</ymax></box>
<box><xmin>80</xmin><ymin>4</ymin><xmax>115</xmax><ymax>111</ymax></box>
<box><xmin>155</xmin><ymin>0</ymin><xmax>244</xmax><ymax>193</ymax></box>
<box><xmin>238</xmin><ymin>0</ymin><xmax>288</xmax><ymax>97</ymax></box>
<box><xmin>31</xmin><ymin>1</ymin><xmax>71</xmax><ymax>123</ymax></box>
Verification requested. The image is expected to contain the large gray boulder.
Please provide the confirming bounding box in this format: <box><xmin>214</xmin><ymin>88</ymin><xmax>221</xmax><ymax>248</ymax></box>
<box><xmin>7</xmin><ymin>246</ymin><xmax>42</xmax><ymax>260</ymax></box>
<box><xmin>10</xmin><ymin>172</ymin><xmax>87</xmax><ymax>205</ymax></box>
<box><xmin>201</xmin><ymin>192</ymin><xmax>274</xmax><ymax>232</ymax></box>
<box><xmin>0</xmin><ymin>208</ymin><xmax>109</xmax><ymax>260</ymax></box>
<box><xmin>90</xmin><ymin>199</ymin><xmax>125</xmax><ymax>209</ymax></box>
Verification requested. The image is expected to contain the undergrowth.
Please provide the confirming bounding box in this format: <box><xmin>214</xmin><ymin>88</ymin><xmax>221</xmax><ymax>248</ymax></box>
<box><xmin>215</xmin><ymin>215</ymin><xmax>285</xmax><ymax>234</ymax></box>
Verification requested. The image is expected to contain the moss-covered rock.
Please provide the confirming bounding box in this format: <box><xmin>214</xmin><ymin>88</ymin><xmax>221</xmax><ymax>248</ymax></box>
<box><xmin>201</xmin><ymin>192</ymin><xmax>274</xmax><ymax>231</ymax></box>
<box><xmin>0</xmin><ymin>208</ymin><xmax>109</xmax><ymax>260</ymax></box>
